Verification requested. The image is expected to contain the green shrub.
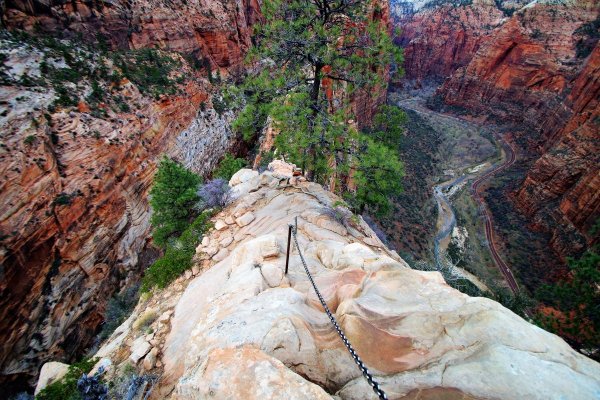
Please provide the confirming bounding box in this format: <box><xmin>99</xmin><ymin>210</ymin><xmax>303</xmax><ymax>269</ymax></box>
<box><xmin>149</xmin><ymin>157</ymin><xmax>201</xmax><ymax>248</ymax></box>
<box><xmin>24</xmin><ymin>135</ymin><xmax>36</xmax><ymax>145</ymax></box>
<box><xmin>53</xmin><ymin>84</ymin><xmax>78</xmax><ymax>108</ymax></box>
<box><xmin>536</xmin><ymin>248</ymin><xmax>600</xmax><ymax>351</ymax></box>
<box><xmin>212</xmin><ymin>95</ymin><xmax>227</xmax><ymax>116</ymax></box>
<box><xmin>36</xmin><ymin>358</ymin><xmax>97</xmax><ymax>400</ymax></box>
<box><xmin>213</xmin><ymin>154</ymin><xmax>247</xmax><ymax>180</ymax></box>
<box><xmin>85</xmin><ymin>80</ymin><xmax>103</xmax><ymax>105</ymax></box>
<box><xmin>53</xmin><ymin>192</ymin><xmax>72</xmax><ymax>206</ymax></box>
<box><xmin>113</xmin><ymin>49</ymin><xmax>181</xmax><ymax>96</ymax></box>
<box><xmin>141</xmin><ymin>211</ymin><xmax>212</xmax><ymax>292</ymax></box>
<box><xmin>132</xmin><ymin>310</ymin><xmax>158</xmax><ymax>332</ymax></box>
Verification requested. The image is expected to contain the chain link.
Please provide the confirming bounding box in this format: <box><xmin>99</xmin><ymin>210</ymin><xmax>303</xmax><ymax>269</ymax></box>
<box><xmin>290</xmin><ymin>217</ymin><xmax>388</xmax><ymax>400</ymax></box>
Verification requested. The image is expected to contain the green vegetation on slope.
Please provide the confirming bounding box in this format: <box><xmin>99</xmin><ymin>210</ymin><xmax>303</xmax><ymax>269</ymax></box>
<box><xmin>372</xmin><ymin>108</ymin><xmax>441</xmax><ymax>259</ymax></box>
<box><xmin>142</xmin><ymin>211</ymin><xmax>212</xmax><ymax>292</ymax></box>
<box><xmin>143</xmin><ymin>157</ymin><xmax>220</xmax><ymax>292</ymax></box>
<box><xmin>213</xmin><ymin>154</ymin><xmax>247</xmax><ymax>180</ymax></box>
<box><xmin>0</xmin><ymin>30</ymin><xmax>192</xmax><ymax>118</ymax></box>
<box><xmin>149</xmin><ymin>157</ymin><xmax>202</xmax><ymax>249</ymax></box>
<box><xmin>35</xmin><ymin>358</ymin><xmax>97</xmax><ymax>400</ymax></box>
<box><xmin>536</xmin><ymin>248</ymin><xmax>600</xmax><ymax>353</ymax></box>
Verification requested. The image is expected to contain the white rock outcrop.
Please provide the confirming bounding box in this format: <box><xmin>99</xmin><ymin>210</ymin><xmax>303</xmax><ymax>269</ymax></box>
<box><xmin>34</xmin><ymin>362</ymin><xmax>70</xmax><ymax>395</ymax></box>
<box><xmin>89</xmin><ymin>161</ymin><xmax>600</xmax><ymax>400</ymax></box>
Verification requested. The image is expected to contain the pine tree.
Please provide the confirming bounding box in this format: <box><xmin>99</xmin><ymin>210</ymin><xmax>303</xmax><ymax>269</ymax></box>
<box><xmin>149</xmin><ymin>157</ymin><xmax>201</xmax><ymax>248</ymax></box>
<box><xmin>231</xmin><ymin>0</ymin><xmax>405</xmax><ymax>214</ymax></box>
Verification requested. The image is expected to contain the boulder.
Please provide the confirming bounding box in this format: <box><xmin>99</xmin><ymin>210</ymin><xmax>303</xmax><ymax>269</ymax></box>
<box><xmin>235</xmin><ymin>211</ymin><xmax>255</xmax><ymax>227</ymax></box>
<box><xmin>212</xmin><ymin>248</ymin><xmax>229</xmax><ymax>262</ymax></box>
<box><xmin>129</xmin><ymin>336</ymin><xmax>152</xmax><ymax>364</ymax></box>
<box><xmin>35</xmin><ymin>362</ymin><xmax>70</xmax><ymax>395</ymax></box>
<box><xmin>175</xmin><ymin>347</ymin><xmax>333</xmax><ymax>399</ymax></box>
<box><xmin>143</xmin><ymin>348</ymin><xmax>159</xmax><ymax>371</ymax></box>
<box><xmin>260</xmin><ymin>236</ymin><xmax>280</xmax><ymax>258</ymax></box>
<box><xmin>219</xmin><ymin>236</ymin><xmax>234</xmax><ymax>247</ymax></box>
<box><xmin>260</xmin><ymin>262</ymin><xmax>284</xmax><ymax>288</ymax></box>
<box><xmin>214</xmin><ymin>220</ymin><xmax>228</xmax><ymax>231</ymax></box>
<box><xmin>229</xmin><ymin>169</ymin><xmax>259</xmax><ymax>186</ymax></box>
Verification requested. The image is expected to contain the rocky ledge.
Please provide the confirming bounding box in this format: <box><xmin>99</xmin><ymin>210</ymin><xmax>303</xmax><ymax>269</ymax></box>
<box><xmin>39</xmin><ymin>161</ymin><xmax>600</xmax><ymax>399</ymax></box>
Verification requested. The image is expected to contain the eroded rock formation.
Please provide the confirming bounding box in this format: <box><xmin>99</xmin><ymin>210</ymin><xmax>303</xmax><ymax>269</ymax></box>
<box><xmin>397</xmin><ymin>0</ymin><xmax>506</xmax><ymax>82</ymax></box>
<box><xmin>2</xmin><ymin>0</ymin><xmax>261</xmax><ymax>69</ymax></box>
<box><xmin>78</xmin><ymin>162</ymin><xmax>600</xmax><ymax>400</ymax></box>
<box><xmin>0</xmin><ymin>30</ymin><xmax>241</xmax><ymax>393</ymax></box>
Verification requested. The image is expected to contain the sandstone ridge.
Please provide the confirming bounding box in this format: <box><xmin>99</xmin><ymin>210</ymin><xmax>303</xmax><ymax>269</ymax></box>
<box><xmin>68</xmin><ymin>161</ymin><xmax>600</xmax><ymax>400</ymax></box>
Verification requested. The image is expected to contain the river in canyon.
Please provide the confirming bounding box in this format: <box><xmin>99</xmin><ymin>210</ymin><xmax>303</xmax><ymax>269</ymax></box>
<box><xmin>394</xmin><ymin>93</ymin><xmax>515</xmax><ymax>292</ymax></box>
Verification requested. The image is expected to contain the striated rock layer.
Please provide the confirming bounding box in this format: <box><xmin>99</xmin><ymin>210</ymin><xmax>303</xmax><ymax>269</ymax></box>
<box><xmin>0</xmin><ymin>40</ymin><xmax>240</xmax><ymax>393</ymax></box>
<box><xmin>2</xmin><ymin>0</ymin><xmax>261</xmax><ymax>70</ymax></box>
<box><xmin>83</xmin><ymin>162</ymin><xmax>600</xmax><ymax>400</ymax></box>
<box><xmin>397</xmin><ymin>0</ymin><xmax>600</xmax><ymax>260</ymax></box>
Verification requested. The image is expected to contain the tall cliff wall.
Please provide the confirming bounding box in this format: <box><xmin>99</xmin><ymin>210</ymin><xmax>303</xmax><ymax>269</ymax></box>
<box><xmin>0</xmin><ymin>0</ymin><xmax>258</xmax><ymax>390</ymax></box>
<box><xmin>395</xmin><ymin>0</ymin><xmax>600</xmax><ymax>261</ymax></box>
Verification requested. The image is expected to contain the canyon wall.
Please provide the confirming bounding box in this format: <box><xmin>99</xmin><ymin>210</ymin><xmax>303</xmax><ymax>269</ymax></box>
<box><xmin>2</xmin><ymin>0</ymin><xmax>261</xmax><ymax>69</ymax></box>
<box><xmin>350</xmin><ymin>0</ymin><xmax>393</xmax><ymax>127</ymax></box>
<box><xmin>396</xmin><ymin>0</ymin><xmax>600</xmax><ymax>261</ymax></box>
<box><xmin>0</xmin><ymin>0</ymin><xmax>259</xmax><ymax>391</ymax></box>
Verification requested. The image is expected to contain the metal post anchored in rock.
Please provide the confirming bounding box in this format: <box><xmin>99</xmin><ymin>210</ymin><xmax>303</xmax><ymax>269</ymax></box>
<box><xmin>285</xmin><ymin>224</ymin><xmax>293</xmax><ymax>275</ymax></box>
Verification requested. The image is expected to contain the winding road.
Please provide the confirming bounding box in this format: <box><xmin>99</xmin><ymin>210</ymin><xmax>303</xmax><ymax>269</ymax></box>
<box><xmin>397</xmin><ymin>95</ymin><xmax>521</xmax><ymax>294</ymax></box>
<box><xmin>471</xmin><ymin>139</ymin><xmax>520</xmax><ymax>294</ymax></box>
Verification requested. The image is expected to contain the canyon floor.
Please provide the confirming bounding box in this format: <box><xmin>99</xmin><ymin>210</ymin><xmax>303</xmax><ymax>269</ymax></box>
<box><xmin>381</xmin><ymin>89</ymin><xmax>510</xmax><ymax>290</ymax></box>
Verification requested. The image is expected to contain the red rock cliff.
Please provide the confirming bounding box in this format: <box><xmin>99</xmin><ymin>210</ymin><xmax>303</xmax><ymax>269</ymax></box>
<box><xmin>398</xmin><ymin>0</ymin><xmax>506</xmax><ymax>82</ymax></box>
<box><xmin>0</xmin><ymin>0</ymin><xmax>260</xmax><ymax>391</ymax></box>
<box><xmin>2</xmin><ymin>0</ymin><xmax>261</xmax><ymax>69</ymax></box>
<box><xmin>398</xmin><ymin>0</ymin><xmax>599</xmax><ymax>260</ymax></box>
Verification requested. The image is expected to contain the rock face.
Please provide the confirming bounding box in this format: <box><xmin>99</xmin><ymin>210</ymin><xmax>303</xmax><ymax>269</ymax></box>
<box><xmin>396</xmin><ymin>0</ymin><xmax>506</xmax><ymax>82</ymax></box>
<box><xmin>2</xmin><ymin>0</ymin><xmax>261</xmax><ymax>70</ymax></box>
<box><xmin>514</xmin><ymin>44</ymin><xmax>600</xmax><ymax>255</ymax></box>
<box><xmin>396</xmin><ymin>0</ymin><xmax>600</xmax><ymax>260</ymax></box>
<box><xmin>88</xmin><ymin>162</ymin><xmax>600</xmax><ymax>400</ymax></box>
<box><xmin>350</xmin><ymin>0</ymin><xmax>393</xmax><ymax>127</ymax></box>
<box><xmin>0</xmin><ymin>20</ymin><xmax>246</xmax><ymax>394</ymax></box>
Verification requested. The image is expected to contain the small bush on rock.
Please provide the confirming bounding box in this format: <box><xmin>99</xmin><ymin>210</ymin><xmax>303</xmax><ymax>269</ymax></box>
<box><xmin>132</xmin><ymin>310</ymin><xmax>158</xmax><ymax>332</ymax></box>
<box><xmin>197</xmin><ymin>179</ymin><xmax>231</xmax><ymax>210</ymax></box>
<box><xmin>149</xmin><ymin>156</ymin><xmax>201</xmax><ymax>249</ymax></box>
<box><xmin>141</xmin><ymin>210</ymin><xmax>212</xmax><ymax>292</ymax></box>
<box><xmin>36</xmin><ymin>358</ymin><xmax>98</xmax><ymax>400</ymax></box>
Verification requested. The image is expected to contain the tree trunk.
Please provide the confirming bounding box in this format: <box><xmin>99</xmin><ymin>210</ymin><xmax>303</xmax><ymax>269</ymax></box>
<box><xmin>306</xmin><ymin>63</ymin><xmax>323</xmax><ymax>181</ymax></box>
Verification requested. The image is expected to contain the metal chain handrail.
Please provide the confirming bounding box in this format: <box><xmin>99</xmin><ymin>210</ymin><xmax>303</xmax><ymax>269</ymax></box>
<box><xmin>288</xmin><ymin>217</ymin><xmax>388</xmax><ymax>400</ymax></box>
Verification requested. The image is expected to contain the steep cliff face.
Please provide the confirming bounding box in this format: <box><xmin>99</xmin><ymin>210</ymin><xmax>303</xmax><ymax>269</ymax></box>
<box><xmin>514</xmin><ymin>44</ymin><xmax>600</xmax><ymax>255</ymax></box>
<box><xmin>65</xmin><ymin>162</ymin><xmax>600</xmax><ymax>400</ymax></box>
<box><xmin>0</xmin><ymin>18</ymin><xmax>247</xmax><ymax>392</ymax></box>
<box><xmin>396</xmin><ymin>0</ymin><xmax>600</xmax><ymax>261</ymax></box>
<box><xmin>2</xmin><ymin>0</ymin><xmax>261</xmax><ymax>69</ymax></box>
<box><xmin>397</xmin><ymin>0</ymin><xmax>506</xmax><ymax>82</ymax></box>
<box><xmin>433</xmin><ymin>0</ymin><xmax>599</xmax><ymax>259</ymax></box>
<box><xmin>350</xmin><ymin>0</ymin><xmax>393</xmax><ymax>127</ymax></box>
